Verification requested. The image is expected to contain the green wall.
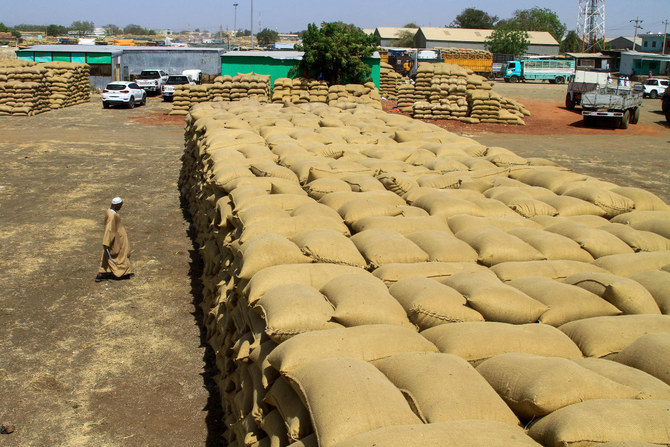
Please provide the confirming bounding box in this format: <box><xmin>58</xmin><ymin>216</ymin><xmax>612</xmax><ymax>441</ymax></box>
<box><xmin>16</xmin><ymin>51</ymin><xmax>109</xmax><ymax>64</ymax></box>
<box><xmin>221</xmin><ymin>55</ymin><xmax>381</xmax><ymax>88</ymax></box>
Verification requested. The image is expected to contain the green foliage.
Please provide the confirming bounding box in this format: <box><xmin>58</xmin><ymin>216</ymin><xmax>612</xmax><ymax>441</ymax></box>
<box><xmin>11</xmin><ymin>29</ymin><xmax>21</xmax><ymax>38</ymax></box>
<box><xmin>451</xmin><ymin>8</ymin><xmax>498</xmax><ymax>29</ymax></box>
<box><xmin>256</xmin><ymin>28</ymin><xmax>279</xmax><ymax>47</ymax></box>
<box><xmin>0</xmin><ymin>22</ymin><xmax>9</xmax><ymax>32</ymax></box>
<box><xmin>123</xmin><ymin>24</ymin><xmax>156</xmax><ymax>35</ymax></box>
<box><xmin>103</xmin><ymin>24</ymin><xmax>122</xmax><ymax>36</ymax></box>
<box><xmin>501</xmin><ymin>7</ymin><xmax>566</xmax><ymax>42</ymax></box>
<box><xmin>70</xmin><ymin>20</ymin><xmax>94</xmax><ymax>35</ymax></box>
<box><xmin>290</xmin><ymin>22</ymin><xmax>378</xmax><ymax>85</ymax></box>
<box><xmin>485</xmin><ymin>26</ymin><xmax>530</xmax><ymax>56</ymax></box>
<box><xmin>46</xmin><ymin>24</ymin><xmax>68</xmax><ymax>36</ymax></box>
<box><xmin>404</xmin><ymin>23</ymin><xmax>418</xmax><ymax>28</ymax></box>
<box><xmin>393</xmin><ymin>30</ymin><xmax>415</xmax><ymax>47</ymax></box>
<box><xmin>560</xmin><ymin>30</ymin><xmax>583</xmax><ymax>53</ymax></box>
<box><xmin>236</xmin><ymin>29</ymin><xmax>251</xmax><ymax>37</ymax></box>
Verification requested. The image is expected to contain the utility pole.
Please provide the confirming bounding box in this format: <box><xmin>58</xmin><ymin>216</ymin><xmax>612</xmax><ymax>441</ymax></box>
<box><xmin>233</xmin><ymin>3</ymin><xmax>239</xmax><ymax>33</ymax></box>
<box><xmin>662</xmin><ymin>19</ymin><xmax>669</xmax><ymax>55</ymax></box>
<box><xmin>250</xmin><ymin>0</ymin><xmax>254</xmax><ymax>49</ymax></box>
<box><xmin>630</xmin><ymin>17</ymin><xmax>643</xmax><ymax>51</ymax></box>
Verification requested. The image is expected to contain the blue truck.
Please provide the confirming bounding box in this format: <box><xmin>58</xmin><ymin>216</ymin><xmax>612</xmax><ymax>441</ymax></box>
<box><xmin>504</xmin><ymin>58</ymin><xmax>576</xmax><ymax>84</ymax></box>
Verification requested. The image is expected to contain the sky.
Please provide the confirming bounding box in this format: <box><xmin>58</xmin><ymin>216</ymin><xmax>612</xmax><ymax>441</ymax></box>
<box><xmin>2</xmin><ymin>0</ymin><xmax>669</xmax><ymax>37</ymax></box>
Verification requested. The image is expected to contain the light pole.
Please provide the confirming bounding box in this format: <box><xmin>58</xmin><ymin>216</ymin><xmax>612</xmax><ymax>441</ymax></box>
<box><xmin>233</xmin><ymin>3</ymin><xmax>239</xmax><ymax>32</ymax></box>
<box><xmin>250</xmin><ymin>0</ymin><xmax>254</xmax><ymax>49</ymax></box>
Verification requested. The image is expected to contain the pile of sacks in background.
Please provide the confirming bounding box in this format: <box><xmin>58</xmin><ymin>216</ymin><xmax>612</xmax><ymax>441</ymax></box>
<box><xmin>380</xmin><ymin>62</ymin><xmax>402</xmax><ymax>99</ymax></box>
<box><xmin>180</xmin><ymin>98</ymin><xmax>670</xmax><ymax>447</ymax></box>
<box><xmin>271</xmin><ymin>78</ymin><xmax>329</xmax><ymax>104</ymax></box>
<box><xmin>170</xmin><ymin>73</ymin><xmax>271</xmax><ymax>115</ymax></box>
<box><xmin>0</xmin><ymin>60</ymin><xmax>90</xmax><ymax>116</ymax></box>
<box><xmin>398</xmin><ymin>63</ymin><xmax>530</xmax><ymax>124</ymax></box>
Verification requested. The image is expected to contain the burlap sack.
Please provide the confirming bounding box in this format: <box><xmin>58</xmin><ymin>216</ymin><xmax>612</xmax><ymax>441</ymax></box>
<box><xmin>374</xmin><ymin>352</ymin><xmax>519</xmax><ymax>425</ymax></box>
<box><xmin>291</xmin><ymin>229</ymin><xmax>367</xmax><ymax>268</ymax></box>
<box><xmin>598</xmin><ymin>223</ymin><xmax>670</xmax><ymax>252</ymax></box>
<box><xmin>476</xmin><ymin>353</ymin><xmax>640</xmax><ymax>420</ymax></box>
<box><xmin>421</xmin><ymin>321</ymin><xmax>582</xmax><ymax>365</ymax></box>
<box><xmin>544</xmin><ymin>221</ymin><xmax>634</xmax><ymax>259</ymax></box>
<box><xmin>373</xmin><ymin>262</ymin><xmax>490</xmax><ymax>285</ymax></box>
<box><xmin>508</xmin><ymin>276</ymin><xmax>620</xmax><ymax>326</ymax></box>
<box><xmin>285</xmin><ymin>358</ymin><xmax>422</xmax><ymax>447</ymax></box>
<box><xmin>236</xmin><ymin>234</ymin><xmax>312</xmax><ymax>280</ymax></box>
<box><xmin>320</xmin><ymin>274</ymin><xmax>414</xmax><ymax>328</ymax></box>
<box><xmin>611</xmin><ymin>186</ymin><xmax>669</xmax><ymax>211</ymax></box>
<box><xmin>630</xmin><ymin>270</ymin><xmax>670</xmax><ymax>314</ymax></box>
<box><xmin>528</xmin><ymin>399</ymin><xmax>670</xmax><ymax>446</ymax></box>
<box><xmin>351</xmin><ymin>229</ymin><xmax>430</xmax><ymax>268</ymax></box>
<box><xmin>329</xmin><ymin>420</ymin><xmax>541</xmax><ymax>447</ymax></box>
<box><xmin>388</xmin><ymin>276</ymin><xmax>484</xmax><ymax>329</ymax></box>
<box><xmin>573</xmin><ymin>357</ymin><xmax>670</xmax><ymax>400</ymax></box>
<box><xmin>614</xmin><ymin>333</ymin><xmax>670</xmax><ymax>385</ymax></box>
<box><xmin>351</xmin><ymin>216</ymin><xmax>451</xmax><ymax>235</ymax></box>
<box><xmin>405</xmin><ymin>230</ymin><xmax>478</xmax><ymax>263</ymax></box>
<box><xmin>455</xmin><ymin>227</ymin><xmax>545</xmax><ymax>267</ymax></box>
<box><xmin>507</xmin><ymin>227</ymin><xmax>594</xmax><ymax>262</ymax></box>
<box><xmin>264</xmin><ymin>376</ymin><xmax>312</xmax><ymax>440</ymax></box>
<box><xmin>564</xmin><ymin>272</ymin><xmax>661</xmax><ymax>315</ymax></box>
<box><xmin>558</xmin><ymin>315</ymin><xmax>670</xmax><ymax>357</ymax></box>
<box><xmin>267</xmin><ymin>324</ymin><xmax>437</xmax><ymax>374</ymax></box>
<box><xmin>239</xmin><ymin>215</ymin><xmax>350</xmax><ymax>243</ymax></box>
<box><xmin>593</xmin><ymin>251</ymin><xmax>670</xmax><ymax>277</ymax></box>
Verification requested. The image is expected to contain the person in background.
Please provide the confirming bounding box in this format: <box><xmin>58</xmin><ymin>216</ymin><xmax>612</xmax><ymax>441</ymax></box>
<box><xmin>95</xmin><ymin>197</ymin><xmax>134</xmax><ymax>282</ymax></box>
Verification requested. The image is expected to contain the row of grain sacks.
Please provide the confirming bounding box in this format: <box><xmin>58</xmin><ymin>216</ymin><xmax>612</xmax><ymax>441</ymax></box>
<box><xmin>170</xmin><ymin>73</ymin><xmax>271</xmax><ymax>115</ymax></box>
<box><xmin>380</xmin><ymin>62</ymin><xmax>402</xmax><ymax>99</ymax></box>
<box><xmin>0</xmin><ymin>60</ymin><xmax>90</xmax><ymax>116</ymax></box>
<box><xmin>179</xmin><ymin>99</ymin><xmax>670</xmax><ymax>447</ymax></box>
<box><xmin>398</xmin><ymin>63</ymin><xmax>529</xmax><ymax>124</ymax></box>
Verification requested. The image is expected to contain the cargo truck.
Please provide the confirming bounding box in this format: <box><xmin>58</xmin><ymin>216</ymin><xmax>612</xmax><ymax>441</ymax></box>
<box><xmin>565</xmin><ymin>69</ymin><xmax>611</xmax><ymax>110</ymax></box>
<box><xmin>581</xmin><ymin>86</ymin><xmax>642</xmax><ymax>129</ymax></box>
<box><xmin>504</xmin><ymin>58</ymin><xmax>575</xmax><ymax>84</ymax></box>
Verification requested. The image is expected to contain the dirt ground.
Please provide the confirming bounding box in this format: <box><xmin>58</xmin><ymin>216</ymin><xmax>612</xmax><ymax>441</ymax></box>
<box><xmin>0</xmin><ymin>83</ymin><xmax>669</xmax><ymax>446</ymax></box>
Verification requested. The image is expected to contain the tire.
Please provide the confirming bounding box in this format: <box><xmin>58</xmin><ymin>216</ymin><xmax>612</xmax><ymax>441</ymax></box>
<box><xmin>631</xmin><ymin>107</ymin><xmax>640</xmax><ymax>124</ymax></box>
<box><xmin>565</xmin><ymin>93</ymin><xmax>575</xmax><ymax>111</ymax></box>
<box><xmin>128</xmin><ymin>97</ymin><xmax>135</xmax><ymax>109</ymax></box>
<box><xmin>556</xmin><ymin>76</ymin><xmax>565</xmax><ymax>84</ymax></box>
<box><xmin>650</xmin><ymin>90</ymin><xmax>658</xmax><ymax>99</ymax></box>
<box><xmin>620</xmin><ymin>110</ymin><xmax>630</xmax><ymax>129</ymax></box>
<box><xmin>102</xmin><ymin>101</ymin><xmax>109</xmax><ymax>109</ymax></box>
<box><xmin>141</xmin><ymin>94</ymin><xmax>146</xmax><ymax>106</ymax></box>
<box><xmin>510</xmin><ymin>75</ymin><xmax>519</xmax><ymax>83</ymax></box>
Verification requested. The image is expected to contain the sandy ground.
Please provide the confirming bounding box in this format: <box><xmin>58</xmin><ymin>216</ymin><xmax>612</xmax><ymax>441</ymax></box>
<box><xmin>0</xmin><ymin>82</ymin><xmax>668</xmax><ymax>446</ymax></box>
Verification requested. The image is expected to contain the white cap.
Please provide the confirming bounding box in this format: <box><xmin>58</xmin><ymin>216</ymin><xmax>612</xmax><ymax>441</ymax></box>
<box><xmin>111</xmin><ymin>197</ymin><xmax>123</xmax><ymax>205</ymax></box>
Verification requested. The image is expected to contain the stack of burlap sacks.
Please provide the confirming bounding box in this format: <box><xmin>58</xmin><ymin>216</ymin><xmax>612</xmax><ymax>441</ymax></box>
<box><xmin>170</xmin><ymin>73</ymin><xmax>272</xmax><ymax>115</ymax></box>
<box><xmin>42</xmin><ymin>61</ymin><xmax>90</xmax><ymax>110</ymax></box>
<box><xmin>398</xmin><ymin>63</ymin><xmax>529</xmax><ymax>125</ymax></box>
<box><xmin>0</xmin><ymin>60</ymin><xmax>90</xmax><ymax>116</ymax></box>
<box><xmin>180</xmin><ymin>99</ymin><xmax>670</xmax><ymax>447</ymax></box>
<box><xmin>380</xmin><ymin>62</ymin><xmax>402</xmax><ymax>99</ymax></box>
<box><xmin>271</xmin><ymin>78</ymin><xmax>329</xmax><ymax>104</ymax></box>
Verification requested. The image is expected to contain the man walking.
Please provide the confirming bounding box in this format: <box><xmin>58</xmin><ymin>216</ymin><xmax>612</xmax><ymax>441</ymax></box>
<box><xmin>95</xmin><ymin>197</ymin><xmax>133</xmax><ymax>282</ymax></box>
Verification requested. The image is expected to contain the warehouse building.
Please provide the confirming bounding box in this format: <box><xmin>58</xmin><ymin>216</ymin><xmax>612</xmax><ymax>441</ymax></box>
<box><xmin>16</xmin><ymin>45</ymin><xmax>223</xmax><ymax>89</ymax></box>
<box><xmin>220</xmin><ymin>51</ymin><xmax>381</xmax><ymax>88</ymax></box>
<box><xmin>414</xmin><ymin>27</ymin><xmax>559</xmax><ymax>55</ymax></box>
<box><xmin>619</xmin><ymin>51</ymin><xmax>670</xmax><ymax>76</ymax></box>
<box><xmin>374</xmin><ymin>27</ymin><xmax>418</xmax><ymax>47</ymax></box>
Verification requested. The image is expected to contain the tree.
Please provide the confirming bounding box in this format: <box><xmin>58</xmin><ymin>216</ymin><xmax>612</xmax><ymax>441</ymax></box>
<box><xmin>236</xmin><ymin>29</ymin><xmax>251</xmax><ymax>37</ymax></box>
<box><xmin>103</xmin><ymin>24</ymin><xmax>122</xmax><ymax>36</ymax></box>
<box><xmin>256</xmin><ymin>28</ymin><xmax>279</xmax><ymax>47</ymax></box>
<box><xmin>291</xmin><ymin>22</ymin><xmax>378</xmax><ymax>85</ymax></box>
<box><xmin>502</xmin><ymin>7</ymin><xmax>566</xmax><ymax>42</ymax></box>
<box><xmin>485</xmin><ymin>26</ymin><xmax>530</xmax><ymax>56</ymax></box>
<box><xmin>70</xmin><ymin>20</ymin><xmax>94</xmax><ymax>35</ymax></box>
<box><xmin>393</xmin><ymin>29</ymin><xmax>415</xmax><ymax>47</ymax></box>
<box><xmin>560</xmin><ymin>30</ymin><xmax>583</xmax><ymax>53</ymax></box>
<box><xmin>0</xmin><ymin>22</ymin><xmax>9</xmax><ymax>32</ymax></box>
<box><xmin>123</xmin><ymin>24</ymin><xmax>155</xmax><ymax>35</ymax></box>
<box><xmin>403</xmin><ymin>22</ymin><xmax>418</xmax><ymax>28</ymax></box>
<box><xmin>46</xmin><ymin>24</ymin><xmax>68</xmax><ymax>36</ymax></box>
<box><xmin>451</xmin><ymin>8</ymin><xmax>498</xmax><ymax>29</ymax></box>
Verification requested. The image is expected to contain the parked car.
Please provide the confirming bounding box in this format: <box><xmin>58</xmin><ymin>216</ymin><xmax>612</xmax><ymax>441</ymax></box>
<box><xmin>182</xmin><ymin>69</ymin><xmax>202</xmax><ymax>84</ymax></box>
<box><xmin>135</xmin><ymin>69</ymin><xmax>169</xmax><ymax>93</ymax></box>
<box><xmin>640</xmin><ymin>78</ymin><xmax>669</xmax><ymax>99</ymax></box>
<box><xmin>102</xmin><ymin>81</ymin><xmax>146</xmax><ymax>109</ymax></box>
<box><xmin>162</xmin><ymin>75</ymin><xmax>194</xmax><ymax>101</ymax></box>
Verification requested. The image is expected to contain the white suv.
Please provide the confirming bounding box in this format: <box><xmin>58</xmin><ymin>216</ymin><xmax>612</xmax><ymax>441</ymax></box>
<box><xmin>102</xmin><ymin>81</ymin><xmax>146</xmax><ymax>109</ymax></box>
<box><xmin>641</xmin><ymin>78</ymin><xmax>669</xmax><ymax>99</ymax></box>
<box><xmin>135</xmin><ymin>69</ymin><xmax>169</xmax><ymax>93</ymax></box>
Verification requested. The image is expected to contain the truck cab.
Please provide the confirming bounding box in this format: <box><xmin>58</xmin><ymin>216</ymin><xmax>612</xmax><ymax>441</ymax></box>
<box><xmin>505</xmin><ymin>61</ymin><xmax>522</xmax><ymax>83</ymax></box>
<box><xmin>504</xmin><ymin>58</ymin><xmax>575</xmax><ymax>84</ymax></box>
<box><xmin>135</xmin><ymin>69</ymin><xmax>169</xmax><ymax>93</ymax></box>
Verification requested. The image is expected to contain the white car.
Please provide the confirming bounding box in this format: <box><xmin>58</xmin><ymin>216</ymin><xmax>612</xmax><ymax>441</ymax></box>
<box><xmin>641</xmin><ymin>78</ymin><xmax>669</xmax><ymax>99</ymax></box>
<box><xmin>102</xmin><ymin>81</ymin><xmax>146</xmax><ymax>109</ymax></box>
<box><xmin>162</xmin><ymin>75</ymin><xmax>194</xmax><ymax>101</ymax></box>
<box><xmin>135</xmin><ymin>69</ymin><xmax>169</xmax><ymax>93</ymax></box>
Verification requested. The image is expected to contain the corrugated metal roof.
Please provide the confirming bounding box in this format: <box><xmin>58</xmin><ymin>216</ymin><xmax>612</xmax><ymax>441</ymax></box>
<box><xmin>375</xmin><ymin>27</ymin><xmax>418</xmax><ymax>39</ymax></box>
<box><xmin>221</xmin><ymin>50</ymin><xmax>381</xmax><ymax>60</ymax></box>
<box><xmin>418</xmin><ymin>27</ymin><xmax>558</xmax><ymax>46</ymax></box>
<box><xmin>565</xmin><ymin>52</ymin><xmax>609</xmax><ymax>59</ymax></box>
<box><xmin>19</xmin><ymin>44</ymin><xmax>223</xmax><ymax>54</ymax></box>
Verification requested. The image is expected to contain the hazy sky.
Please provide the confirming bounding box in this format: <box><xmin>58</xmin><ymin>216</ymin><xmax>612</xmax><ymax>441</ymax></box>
<box><xmin>3</xmin><ymin>0</ymin><xmax>669</xmax><ymax>37</ymax></box>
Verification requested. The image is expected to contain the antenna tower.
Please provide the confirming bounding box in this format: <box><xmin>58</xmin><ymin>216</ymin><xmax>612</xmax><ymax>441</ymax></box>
<box><xmin>577</xmin><ymin>0</ymin><xmax>606</xmax><ymax>52</ymax></box>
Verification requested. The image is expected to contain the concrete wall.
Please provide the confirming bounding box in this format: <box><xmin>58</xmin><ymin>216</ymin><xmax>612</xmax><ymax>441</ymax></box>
<box><xmin>121</xmin><ymin>50</ymin><xmax>222</xmax><ymax>78</ymax></box>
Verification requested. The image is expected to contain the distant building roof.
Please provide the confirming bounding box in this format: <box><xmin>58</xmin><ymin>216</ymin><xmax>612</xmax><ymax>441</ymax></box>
<box><xmin>221</xmin><ymin>50</ymin><xmax>381</xmax><ymax>60</ymax></box>
<box><xmin>362</xmin><ymin>29</ymin><xmax>375</xmax><ymax>35</ymax></box>
<box><xmin>20</xmin><ymin>44</ymin><xmax>223</xmax><ymax>55</ymax></box>
<box><xmin>605</xmin><ymin>36</ymin><xmax>641</xmax><ymax>45</ymax></box>
<box><xmin>565</xmin><ymin>52</ymin><xmax>609</xmax><ymax>59</ymax></box>
<box><xmin>620</xmin><ymin>50</ymin><xmax>670</xmax><ymax>60</ymax></box>
<box><xmin>418</xmin><ymin>27</ymin><xmax>558</xmax><ymax>46</ymax></box>
<box><xmin>375</xmin><ymin>27</ymin><xmax>418</xmax><ymax>39</ymax></box>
